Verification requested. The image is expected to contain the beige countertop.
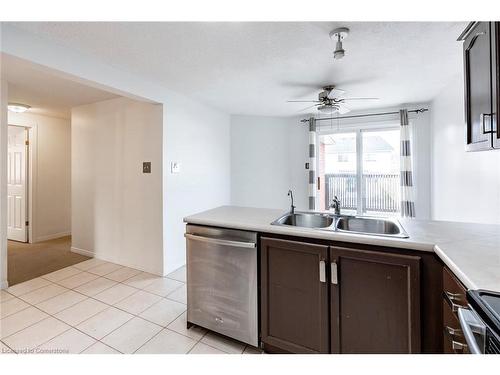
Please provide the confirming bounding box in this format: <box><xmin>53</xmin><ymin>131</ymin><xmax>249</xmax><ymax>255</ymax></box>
<box><xmin>184</xmin><ymin>205</ymin><xmax>500</xmax><ymax>292</ymax></box>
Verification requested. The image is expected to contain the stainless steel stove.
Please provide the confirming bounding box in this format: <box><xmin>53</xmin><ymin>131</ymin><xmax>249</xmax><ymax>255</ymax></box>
<box><xmin>458</xmin><ymin>290</ymin><xmax>500</xmax><ymax>354</ymax></box>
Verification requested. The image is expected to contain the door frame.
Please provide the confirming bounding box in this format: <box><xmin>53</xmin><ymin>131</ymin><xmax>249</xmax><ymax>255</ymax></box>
<box><xmin>7</xmin><ymin>121</ymin><xmax>37</xmax><ymax>244</ymax></box>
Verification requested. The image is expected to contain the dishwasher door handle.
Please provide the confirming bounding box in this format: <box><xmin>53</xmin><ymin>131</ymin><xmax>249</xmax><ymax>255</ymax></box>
<box><xmin>185</xmin><ymin>233</ymin><xmax>256</xmax><ymax>248</ymax></box>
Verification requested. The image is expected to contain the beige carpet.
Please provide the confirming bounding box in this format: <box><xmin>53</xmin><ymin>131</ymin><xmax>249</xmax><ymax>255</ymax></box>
<box><xmin>7</xmin><ymin>236</ymin><xmax>90</xmax><ymax>286</ymax></box>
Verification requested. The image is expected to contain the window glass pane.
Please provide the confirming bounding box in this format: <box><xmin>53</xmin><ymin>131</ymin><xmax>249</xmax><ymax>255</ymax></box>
<box><xmin>318</xmin><ymin>132</ymin><xmax>357</xmax><ymax>213</ymax></box>
<box><xmin>361</xmin><ymin>129</ymin><xmax>400</xmax><ymax>215</ymax></box>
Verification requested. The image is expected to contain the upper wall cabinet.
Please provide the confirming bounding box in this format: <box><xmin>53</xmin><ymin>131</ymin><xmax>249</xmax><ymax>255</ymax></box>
<box><xmin>459</xmin><ymin>22</ymin><xmax>499</xmax><ymax>151</ymax></box>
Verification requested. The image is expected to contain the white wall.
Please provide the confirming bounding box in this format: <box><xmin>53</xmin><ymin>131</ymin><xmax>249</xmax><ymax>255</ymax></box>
<box><xmin>231</xmin><ymin>109</ymin><xmax>432</xmax><ymax>220</ymax></box>
<box><xmin>1</xmin><ymin>24</ymin><xmax>232</xmax><ymax>278</ymax></box>
<box><xmin>230</xmin><ymin>115</ymin><xmax>308</xmax><ymax>211</ymax></box>
<box><xmin>163</xmin><ymin>102</ymin><xmax>231</xmax><ymax>272</ymax></box>
<box><xmin>72</xmin><ymin>97</ymin><xmax>164</xmax><ymax>275</ymax></box>
<box><xmin>430</xmin><ymin>75</ymin><xmax>500</xmax><ymax>224</ymax></box>
<box><xmin>8</xmin><ymin>111</ymin><xmax>71</xmax><ymax>242</ymax></box>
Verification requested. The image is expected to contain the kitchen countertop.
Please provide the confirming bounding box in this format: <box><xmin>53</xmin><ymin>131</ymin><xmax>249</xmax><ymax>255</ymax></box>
<box><xmin>184</xmin><ymin>205</ymin><xmax>500</xmax><ymax>292</ymax></box>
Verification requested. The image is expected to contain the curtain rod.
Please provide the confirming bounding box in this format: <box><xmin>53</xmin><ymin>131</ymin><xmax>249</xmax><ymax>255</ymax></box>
<box><xmin>300</xmin><ymin>108</ymin><xmax>428</xmax><ymax>123</ymax></box>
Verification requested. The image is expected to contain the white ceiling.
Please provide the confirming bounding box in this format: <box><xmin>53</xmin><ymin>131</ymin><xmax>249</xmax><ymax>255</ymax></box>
<box><xmin>1</xmin><ymin>54</ymin><xmax>118</xmax><ymax>119</ymax></box>
<box><xmin>7</xmin><ymin>22</ymin><xmax>467</xmax><ymax>117</ymax></box>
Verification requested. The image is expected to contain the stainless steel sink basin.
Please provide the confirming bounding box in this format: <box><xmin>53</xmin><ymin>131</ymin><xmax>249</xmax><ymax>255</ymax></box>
<box><xmin>271</xmin><ymin>211</ymin><xmax>408</xmax><ymax>238</ymax></box>
<box><xmin>335</xmin><ymin>216</ymin><xmax>408</xmax><ymax>238</ymax></box>
<box><xmin>272</xmin><ymin>212</ymin><xmax>334</xmax><ymax>228</ymax></box>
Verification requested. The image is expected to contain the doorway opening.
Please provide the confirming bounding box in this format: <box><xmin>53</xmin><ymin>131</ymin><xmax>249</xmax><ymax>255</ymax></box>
<box><xmin>2</xmin><ymin>54</ymin><xmax>163</xmax><ymax>288</ymax></box>
<box><xmin>6</xmin><ymin>120</ymin><xmax>90</xmax><ymax>285</ymax></box>
<box><xmin>3</xmin><ymin>55</ymin><xmax>118</xmax><ymax>286</ymax></box>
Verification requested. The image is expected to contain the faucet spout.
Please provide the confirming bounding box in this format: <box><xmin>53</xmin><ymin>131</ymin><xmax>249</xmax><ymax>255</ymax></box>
<box><xmin>287</xmin><ymin>190</ymin><xmax>296</xmax><ymax>214</ymax></box>
<box><xmin>330</xmin><ymin>195</ymin><xmax>341</xmax><ymax>215</ymax></box>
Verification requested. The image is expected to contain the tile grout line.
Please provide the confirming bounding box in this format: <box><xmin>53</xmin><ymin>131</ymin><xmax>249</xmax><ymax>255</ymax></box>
<box><xmin>4</xmin><ymin>315</ymin><xmax>74</xmax><ymax>354</ymax></box>
<box><xmin>28</xmin><ymin>284</ymin><xmax>187</xmax><ymax>353</ymax></box>
<box><xmin>0</xmin><ymin>306</ymin><xmax>50</xmax><ymax>343</ymax></box>
<box><xmin>199</xmin><ymin>336</ymin><xmax>246</xmax><ymax>354</ymax></box>
<box><xmin>130</xmin><ymin>322</ymin><xmax>199</xmax><ymax>354</ymax></box>
<box><xmin>1</xmin><ymin>303</ymin><xmax>33</xmax><ymax>320</ymax></box>
<box><xmin>0</xmin><ymin>338</ymin><xmax>17</xmax><ymax>354</ymax></box>
<box><xmin>17</xmin><ymin>285</ymin><xmax>72</xmax><ymax>306</ymax></box>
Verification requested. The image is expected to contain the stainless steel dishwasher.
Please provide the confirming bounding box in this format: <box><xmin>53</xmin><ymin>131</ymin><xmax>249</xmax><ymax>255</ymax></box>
<box><xmin>185</xmin><ymin>224</ymin><xmax>258</xmax><ymax>347</ymax></box>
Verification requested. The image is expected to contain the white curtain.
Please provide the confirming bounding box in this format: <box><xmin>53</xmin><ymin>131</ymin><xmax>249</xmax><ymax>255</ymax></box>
<box><xmin>400</xmin><ymin>109</ymin><xmax>415</xmax><ymax>218</ymax></box>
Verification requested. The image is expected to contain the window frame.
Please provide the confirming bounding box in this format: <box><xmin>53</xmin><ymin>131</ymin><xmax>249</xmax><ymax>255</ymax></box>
<box><xmin>316</xmin><ymin>122</ymin><xmax>400</xmax><ymax>215</ymax></box>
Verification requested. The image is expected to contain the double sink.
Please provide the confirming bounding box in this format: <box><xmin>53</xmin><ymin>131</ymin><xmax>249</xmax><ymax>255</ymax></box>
<box><xmin>272</xmin><ymin>211</ymin><xmax>408</xmax><ymax>238</ymax></box>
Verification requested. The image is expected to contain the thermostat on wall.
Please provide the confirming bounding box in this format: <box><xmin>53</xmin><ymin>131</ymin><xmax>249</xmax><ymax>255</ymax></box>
<box><xmin>171</xmin><ymin>162</ymin><xmax>181</xmax><ymax>174</ymax></box>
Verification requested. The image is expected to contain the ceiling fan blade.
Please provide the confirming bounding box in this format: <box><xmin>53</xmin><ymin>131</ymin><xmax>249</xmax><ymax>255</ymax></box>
<box><xmin>340</xmin><ymin>97</ymin><xmax>379</xmax><ymax>101</ymax></box>
<box><xmin>327</xmin><ymin>88</ymin><xmax>346</xmax><ymax>99</ymax></box>
<box><xmin>298</xmin><ymin>104</ymin><xmax>321</xmax><ymax>112</ymax></box>
<box><xmin>336</xmin><ymin>103</ymin><xmax>351</xmax><ymax>114</ymax></box>
<box><xmin>287</xmin><ymin>100</ymin><xmax>321</xmax><ymax>103</ymax></box>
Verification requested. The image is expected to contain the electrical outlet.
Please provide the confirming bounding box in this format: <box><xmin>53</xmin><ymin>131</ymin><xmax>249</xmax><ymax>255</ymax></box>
<box><xmin>143</xmin><ymin>162</ymin><xmax>151</xmax><ymax>174</ymax></box>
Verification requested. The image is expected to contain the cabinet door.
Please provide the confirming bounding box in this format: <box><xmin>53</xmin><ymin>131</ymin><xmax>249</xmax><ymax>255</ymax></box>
<box><xmin>330</xmin><ymin>247</ymin><xmax>421</xmax><ymax>353</ymax></box>
<box><xmin>464</xmin><ymin>22</ymin><xmax>493</xmax><ymax>151</ymax></box>
<box><xmin>260</xmin><ymin>237</ymin><xmax>329</xmax><ymax>353</ymax></box>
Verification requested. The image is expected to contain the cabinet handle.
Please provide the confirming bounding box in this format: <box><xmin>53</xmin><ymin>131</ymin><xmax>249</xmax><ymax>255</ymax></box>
<box><xmin>452</xmin><ymin>340</ymin><xmax>467</xmax><ymax>352</ymax></box>
<box><xmin>444</xmin><ymin>326</ymin><xmax>462</xmax><ymax>338</ymax></box>
<box><xmin>331</xmin><ymin>261</ymin><xmax>338</xmax><ymax>285</ymax></box>
<box><xmin>319</xmin><ymin>260</ymin><xmax>326</xmax><ymax>283</ymax></box>
<box><xmin>481</xmin><ymin>113</ymin><xmax>494</xmax><ymax>134</ymax></box>
<box><xmin>443</xmin><ymin>291</ymin><xmax>465</xmax><ymax>312</ymax></box>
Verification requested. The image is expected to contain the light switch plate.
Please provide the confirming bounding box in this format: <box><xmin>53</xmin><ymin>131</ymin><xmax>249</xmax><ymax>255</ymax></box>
<box><xmin>171</xmin><ymin>162</ymin><xmax>181</xmax><ymax>174</ymax></box>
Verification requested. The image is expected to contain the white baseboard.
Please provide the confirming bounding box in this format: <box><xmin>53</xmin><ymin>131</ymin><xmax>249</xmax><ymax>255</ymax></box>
<box><xmin>164</xmin><ymin>261</ymin><xmax>186</xmax><ymax>277</ymax></box>
<box><xmin>1</xmin><ymin>279</ymin><xmax>9</xmax><ymax>289</ymax></box>
<box><xmin>70</xmin><ymin>247</ymin><xmax>162</xmax><ymax>276</ymax></box>
<box><xmin>35</xmin><ymin>231</ymin><xmax>71</xmax><ymax>243</ymax></box>
<box><xmin>70</xmin><ymin>246</ymin><xmax>95</xmax><ymax>257</ymax></box>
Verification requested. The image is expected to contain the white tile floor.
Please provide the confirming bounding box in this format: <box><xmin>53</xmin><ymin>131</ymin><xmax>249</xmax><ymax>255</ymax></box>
<box><xmin>0</xmin><ymin>259</ymin><xmax>262</xmax><ymax>354</ymax></box>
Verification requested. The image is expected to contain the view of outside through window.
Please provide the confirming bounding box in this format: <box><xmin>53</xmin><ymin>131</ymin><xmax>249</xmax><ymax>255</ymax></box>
<box><xmin>318</xmin><ymin>128</ymin><xmax>401</xmax><ymax>216</ymax></box>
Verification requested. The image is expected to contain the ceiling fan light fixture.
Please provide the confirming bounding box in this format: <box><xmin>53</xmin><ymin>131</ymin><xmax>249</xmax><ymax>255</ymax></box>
<box><xmin>334</xmin><ymin>40</ymin><xmax>345</xmax><ymax>59</ymax></box>
<box><xmin>317</xmin><ymin>104</ymin><xmax>337</xmax><ymax>113</ymax></box>
<box><xmin>8</xmin><ymin>103</ymin><xmax>31</xmax><ymax>113</ymax></box>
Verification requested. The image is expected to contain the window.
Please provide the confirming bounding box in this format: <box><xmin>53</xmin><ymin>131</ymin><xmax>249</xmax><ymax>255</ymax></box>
<box><xmin>318</xmin><ymin>127</ymin><xmax>401</xmax><ymax>216</ymax></box>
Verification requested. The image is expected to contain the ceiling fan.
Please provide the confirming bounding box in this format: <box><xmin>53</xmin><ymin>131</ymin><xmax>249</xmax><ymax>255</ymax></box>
<box><xmin>287</xmin><ymin>85</ymin><xmax>379</xmax><ymax>114</ymax></box>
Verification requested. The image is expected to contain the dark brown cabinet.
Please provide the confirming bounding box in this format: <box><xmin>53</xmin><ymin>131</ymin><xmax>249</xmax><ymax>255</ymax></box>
<box><xmin>260</xmin><ymin>236</ymin><xmax>425</xmax><ymax>354</ymax></box>
<box><xmin>330</xmin><ymin>246</ymin><xmax>421</xmax><ymax>353</ymax></box>
<box><xmin>260</xmin><ymin>237</ymin><xmax>329</xmax><ymax>353</ymax></box>
<box><xmin>460</xmin><ymin>22</ymin><xmax>499</xmax><ymax>151</ymax></box>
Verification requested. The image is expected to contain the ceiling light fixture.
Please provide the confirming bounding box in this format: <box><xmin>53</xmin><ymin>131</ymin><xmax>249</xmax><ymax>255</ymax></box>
<box><xmin>329</xmin><ymin>27</ymin><xmax>350</xmax><ymax>60</ymax></box>
<box><xmin>8</xmin><ymin>103</ymin><xmax>31</xmax><ymax>113</ymax></box>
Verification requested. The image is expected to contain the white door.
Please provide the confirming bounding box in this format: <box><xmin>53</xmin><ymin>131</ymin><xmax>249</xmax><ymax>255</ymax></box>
<box><xmin>7</xmin><ymin>126</ymin><xmax>28</xmax><ymax>242</ymax></box>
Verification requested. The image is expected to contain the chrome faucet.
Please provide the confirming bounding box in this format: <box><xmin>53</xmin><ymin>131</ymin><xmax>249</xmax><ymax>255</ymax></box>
<box><xmin>330</xmin><ymin>196</ymin><xmax>341</xmax><ymax>215</ymax></box>
<box><xmin>287</xmin><ymin>190</ymin><xmax>296</xmax><ymax>214</ymax></box>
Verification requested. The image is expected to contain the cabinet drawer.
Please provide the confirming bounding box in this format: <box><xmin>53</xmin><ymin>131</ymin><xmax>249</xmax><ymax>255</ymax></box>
<box><xmin>443</xmin><ymin>267</ymin><xmax>467</xmax><ymax>317</ymax></box>
<box><xmin>443</xmin><ymin>301</ymin><xmax>469</xmax><ymax>354</ymax></box>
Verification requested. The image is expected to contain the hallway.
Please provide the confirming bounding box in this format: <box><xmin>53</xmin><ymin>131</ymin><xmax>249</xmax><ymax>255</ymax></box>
<box><xmin>7</xmin><ymin>237</ymin><xmax>90</xmax><ymax>286</ymax></box>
